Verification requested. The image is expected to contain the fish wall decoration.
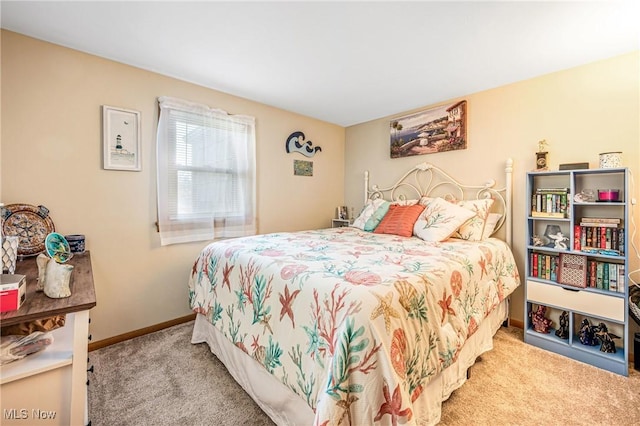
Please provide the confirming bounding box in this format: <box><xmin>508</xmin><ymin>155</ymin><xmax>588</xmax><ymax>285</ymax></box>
<box><xmin>285</xmin><ymin>131</ymin><xmax>322</xmax><ymax>157</ymax></box>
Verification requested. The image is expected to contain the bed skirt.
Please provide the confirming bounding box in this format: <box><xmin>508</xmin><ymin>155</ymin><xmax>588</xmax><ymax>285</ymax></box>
<box><xmin>191</xmin><ymin>299</ymin><xmax>508</xmax><ymax>425</ymax></box>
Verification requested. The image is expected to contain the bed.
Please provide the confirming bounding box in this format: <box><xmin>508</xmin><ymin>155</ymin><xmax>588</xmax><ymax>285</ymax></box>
<box><xmin>189</xmin><ymin>159</ymin><xmax>520</xmax><ymax>425</ymax></box>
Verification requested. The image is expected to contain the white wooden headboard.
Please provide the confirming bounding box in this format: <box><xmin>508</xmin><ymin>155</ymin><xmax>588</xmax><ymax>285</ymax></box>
<box><xmin>364</xmin><ymin>159</ymin><xmax>514</xmax><ymax>245</ymax></box>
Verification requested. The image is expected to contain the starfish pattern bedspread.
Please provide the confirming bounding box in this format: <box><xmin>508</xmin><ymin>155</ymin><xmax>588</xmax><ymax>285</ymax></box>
<box><xmin>188</xmin><ymin>227</ymin><xmax>520</xmax><ymax>425</ymax></box>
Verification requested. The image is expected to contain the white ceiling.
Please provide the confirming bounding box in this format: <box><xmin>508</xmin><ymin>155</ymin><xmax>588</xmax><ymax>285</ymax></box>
<box><xmin>1</xmin><ymin>1</ymin><xmax>638</xmax><ymax>127</ymax></box>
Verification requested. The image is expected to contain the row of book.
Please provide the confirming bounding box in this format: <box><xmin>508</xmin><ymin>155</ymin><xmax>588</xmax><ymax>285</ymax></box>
<box><xmin>586</xmin><ymin>261</ymin><xmax>626</xmax><ymax>293</ymax></box>
<box><xmin>529</xmin><ymin>252</ymin><xmax>559</xmax><ymax>281</ymax></box>
<box><xmin>528</xmin><ymin>252</ymin><xmax>626</xmax><ymax>293</ymax></box>
<box><xmin>531</xmin><ymin>188</ymin><xmax>569</xmax><ymax>218</ymax></box>
<box><xmin>574</xmin><ymin>217</ymin><xmax>624</xmax><ymax>255</ymax></box>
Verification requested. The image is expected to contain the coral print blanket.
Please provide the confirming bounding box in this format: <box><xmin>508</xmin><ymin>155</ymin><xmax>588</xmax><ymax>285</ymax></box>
<box><xmin>189</xmin><ymin>227</ymin><xmax>519</xmax><ymax>425</ymax></box>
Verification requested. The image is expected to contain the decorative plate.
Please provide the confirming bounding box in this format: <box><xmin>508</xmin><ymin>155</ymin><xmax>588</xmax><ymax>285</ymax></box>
<box><xmin>45</xmin><ymin>232</ymin><xmax>73</xmax><ymax>263</ymax></box>
<box><xmin>1</xmin><ymin>204</ymin><xmax>56</xmax><ymax>256</ymax></box>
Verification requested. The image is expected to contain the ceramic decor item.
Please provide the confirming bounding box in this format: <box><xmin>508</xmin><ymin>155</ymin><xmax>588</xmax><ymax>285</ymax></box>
<box><xmin>1</xmin><ymin>204</ymin><xmax>55</xmax><ymax>256</ymax></box>
<box><xmin>65</xmin><ymin>234</ymin><xmax>85</xmax><ymax>253</ymax></box>
<box><xmin>43</xmin><ymin>259</ymin><xmax>73</xmax><ymax>299</ymax></box>
<box><xmin>1</xmin><ymin>236</ymin><xmax>19</xmax><ymax>274</ymax></box>
<box><xmin>45</xmin><ymin>232</ymin><xmax>72</xmax><ymax>263</ymax></box>
<box><xmin>599</xmin><ymin>152</ymin><xmax>622</xmax><ymax>169</ymax></box>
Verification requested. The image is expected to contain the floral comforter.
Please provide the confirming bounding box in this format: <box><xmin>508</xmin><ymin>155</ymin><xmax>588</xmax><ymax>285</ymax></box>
<box><xmin>188</xmin><ymin>227</ymin><xmax>520</xmax><ymax>425</ymax></box>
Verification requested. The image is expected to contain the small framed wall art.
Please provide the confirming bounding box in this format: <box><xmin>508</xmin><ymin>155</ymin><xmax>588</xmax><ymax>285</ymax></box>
<box><xmin>293</xmin><ymin>159</ymin><xmax>313</xmax><ymax>176</ymax></box>
<box><xmin>102</xmin><ymin>105</ymin><xmax>141</xmax><ymax>171</ymax></box>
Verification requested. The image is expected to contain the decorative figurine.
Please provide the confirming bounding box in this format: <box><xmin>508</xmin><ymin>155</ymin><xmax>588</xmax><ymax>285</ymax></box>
<box><xmin>530</xmin><ymin>305</ymin><xmax>553</xmax><ymax>333</ymax></box>
<box><xmin>548</xmin><ymin>231</ymin><xmax>568</xmax><ymax>250</ymax></box>
<box><xmin>532</xmin><ymin>235</ymin><xmax>545</xmax><ymax>247</ymax></box>
<box><xmin>578</xmin><ymin>318</ymin><xmax>599</xmax><ymax>346</ymax></box>
<box><xmin>555</xmin><ymin>311</ymin><xmax>569</xmax><ymax>339</ymax></box>
<box><xmin>595</xmin><ymin>322</ymin><xmax>620</xmax><ymax>353</ymax></box>
<box><xmin>536</xmin><ymin>139</ymin><xmax>549</xmax><ymax>171</ymax></box>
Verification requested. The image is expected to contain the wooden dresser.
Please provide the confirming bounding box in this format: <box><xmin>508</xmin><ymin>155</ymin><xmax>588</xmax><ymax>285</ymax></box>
<box><xmin>1</xmin><ymin>251</ymin><xmax>96</xmax><ymax>425</ymax></box>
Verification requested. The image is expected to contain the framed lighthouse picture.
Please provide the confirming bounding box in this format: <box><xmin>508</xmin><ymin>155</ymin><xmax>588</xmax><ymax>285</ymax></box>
<box><xmin>102</xmin><ymin>105</ymin><xmax>141</xmax><ymax>171</ymax></box>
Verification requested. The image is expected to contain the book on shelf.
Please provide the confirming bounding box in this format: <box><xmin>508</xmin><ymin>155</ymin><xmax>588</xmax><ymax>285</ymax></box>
<box><xmin>595</xmin><ymin>262</ymin><xmax>604</xmax><ymax>289</ymax></box>
<box><xmin>584</xmin><ymin>261</ymin><xmax>624</xmax><ymax>293</ymax></box>
<box><xmin>580</xmin><ymin>217</ymin><xmax>621</xmax><ymax>224</ymax></box>
<box><xmin>609</xmin><ymin>263</ymin><xmax>618</xmax><ymax>292</ymax></box>
<box><xmin>528</xmin><ymin>252</ymin><xmax>559</xmax><ymax>281</ymax></box>
<box><xmin>535</xmin><ymin>187</ymin><xmax>570</xmax><ymax>193</ymax></box>
<box><xmin>545</xmin><ymin>255</ymin><xmax>551</xmax><ymax>280</ymax></box>
<box><xmin>618</xmin><ymin>265</ymin><xmax>626</xmax><ymax>293</ymax></box>
<box><xmin>532</xmin><ymin>188</ymin><xmax>569</xmax><ymax>217</ymax></box>
<box><xmin>588</xmin><ymin>260</ymin><xmax>597</xmax><ymax>288</ymax></box>
<box><xmin>579</xmin><ymin>222</ymin><xmax>619</xmax><ymax>228</ymax></box>
<box><xmin>557</xmin><ymin>253</ymin><xmax>587</xmax><ymax>288</ymax></box>
<box><xmin>578</xmin><ymin>226</ymin><xmax>625</xmax><ymax>254</ymax></box>
<box><xmin>532</xmin><ymin>211</ymin><xmax>566</xmax><ymax>218</ymax></box>
<box><xmin>574</xmin><ymin>225</ymin><xmax>581</xmax><ymax>251</ymax></box>
<box><xmin>538</xmin><ymin>253</ymin><xmax>543</xmax><ymax>278</ymax></box>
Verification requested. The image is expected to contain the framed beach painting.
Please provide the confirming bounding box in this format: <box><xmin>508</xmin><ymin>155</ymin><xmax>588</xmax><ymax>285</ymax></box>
<box><xmin>390</xmin><ymin>100</ymin><xmax>467</xmax><ymax>159</ymax></box>
<box><xmin>102</xmin><ymin>105</ymin><xmax>141</xmax><ymax>171</ymax></box>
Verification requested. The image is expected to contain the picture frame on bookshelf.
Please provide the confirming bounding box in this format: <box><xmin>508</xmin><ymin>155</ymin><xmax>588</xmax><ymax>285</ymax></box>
<box><xmin>557</xmin><ymin>253</ymin><xmax>587</xmax><ymax>288</ymax></box>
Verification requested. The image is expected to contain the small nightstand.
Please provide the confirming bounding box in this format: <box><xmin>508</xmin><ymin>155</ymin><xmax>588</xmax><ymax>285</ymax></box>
<box><xmin>332</xmin><ymin>219</ymin><xmax>352</xmax><ymax>228</ymax></box>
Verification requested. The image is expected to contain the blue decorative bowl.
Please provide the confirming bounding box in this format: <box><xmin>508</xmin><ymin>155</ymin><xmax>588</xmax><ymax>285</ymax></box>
<box><xmin>45</xmin><ymin>232</ymin><xmax>72</xmax><ymax>263</ymax></box>
<box><xmin>65</xmin><ymin>234</ymin><xmax>85</xmax><ymax>253</ymax></box>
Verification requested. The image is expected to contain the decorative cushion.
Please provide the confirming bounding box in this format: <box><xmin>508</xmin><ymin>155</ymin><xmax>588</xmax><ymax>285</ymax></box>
<box><xmin>351</xmin><ymin>199</ymin><xmax>387</xmax><ymax>230</ymax></box>
<box><xmin>413</xmin><ymin>197</ymin><xmax>476</xmax><ymax>242</ymax></box>
<box><xmin>374</xmin><ymin>204</ymin><xmax>425</xmax><ymax>237</ymax></box>
<box><xmin>363</xmin><ymin>201</ymin><xmax>390</xmax><ymax>231</ymax></box>
<box><xmin>482</xmin><ymin>213</ymin><xmax>503</xmax><ymax>239</ymax></box>
<box><xmin>391</xmin><ymin>198</ymin><xmax>420</xmax><ymax>206</ymax></box>
<box><xmin>452</xmin><ymin>198</ymin><xmax>495</xmax><ymax>241</ymax></box>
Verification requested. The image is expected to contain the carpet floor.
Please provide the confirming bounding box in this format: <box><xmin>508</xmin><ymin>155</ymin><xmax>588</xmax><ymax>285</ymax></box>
<box><xmin>88</xmin><ymin>321</ymin><xmax>640</xmax><ymax>425</ymax></box>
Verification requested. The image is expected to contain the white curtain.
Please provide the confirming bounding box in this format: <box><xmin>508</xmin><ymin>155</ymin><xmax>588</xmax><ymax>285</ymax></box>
<box><xmin>156</xmin><ymin>96</ymin><xmax>256</xmax><ymax>246</ymax></box>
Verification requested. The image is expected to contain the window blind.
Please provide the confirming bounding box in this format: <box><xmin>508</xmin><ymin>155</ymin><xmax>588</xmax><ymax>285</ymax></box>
<box><xmin>156</xmin><ymin>96</ymin><xmax>256</xmax><ymax>245</ymax></box>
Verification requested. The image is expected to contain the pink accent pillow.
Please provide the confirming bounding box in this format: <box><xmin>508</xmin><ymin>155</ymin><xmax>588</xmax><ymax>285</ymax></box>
<box><xmin>374</xmin><ymin>204</ymin><xmax>425</xmax><ymax>237</ymax></box>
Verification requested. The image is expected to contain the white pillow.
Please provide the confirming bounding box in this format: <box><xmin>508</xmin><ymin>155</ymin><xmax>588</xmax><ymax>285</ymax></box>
<box><xmin>452</xmin><ymin>198</ymin><xmax>495</xmax><ymax>241</ymax></box>
<box><xmin>413</xmin><ymin>197</ymin><xmax>476</xmax><ymax>242</ymax></box>
<box><xmin>482</xmin><ymin>213</ymin><xmax>503</xmax><ymax>239</ymax></box>
<box><xmin>351</xmin><ymin>198</ymin><xmax>387</xmax><ymax>230</ymax></box>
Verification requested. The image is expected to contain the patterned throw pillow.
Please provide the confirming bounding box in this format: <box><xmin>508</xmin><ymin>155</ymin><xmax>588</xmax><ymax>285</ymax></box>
<box><xmin>482</xmin><ymin>213</ymin><xmax>503</xmax><ymax>239</ymax></box>
<box><xmin>363</xmin><ymin>201</ymin><xmax>390</xmax><ymax>231</ymax></box>
<box><xmin>374</xmin><ymin>204</ymin><xmax>425</xmax><ymax>237</ymax></box>
<box><xmin>413</xmin><ymin>197</ymin><xmax>476</xmax><ymax>242</ymax></box>
<box><xmin>351</xmin><ymin>199</ymin><xmax>387</xmax><ymax>230</ymax></box>
<box><xmin>452</xmin><ymin>199</ymin><xmax>495</xmax><ymax>241</ymax></box>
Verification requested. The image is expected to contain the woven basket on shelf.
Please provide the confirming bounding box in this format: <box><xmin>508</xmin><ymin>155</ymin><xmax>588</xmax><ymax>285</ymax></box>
<box><xmin>630</xmin><ymin>284</ymin><xmax>640</xmax><ymax>326</ymax></box>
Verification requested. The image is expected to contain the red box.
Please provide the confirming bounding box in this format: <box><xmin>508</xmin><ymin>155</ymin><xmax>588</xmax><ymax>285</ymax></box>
<box><xmin>0</xmin><ymin>274</ymin><xmax>27</xmax><ymax>313</ymax></box>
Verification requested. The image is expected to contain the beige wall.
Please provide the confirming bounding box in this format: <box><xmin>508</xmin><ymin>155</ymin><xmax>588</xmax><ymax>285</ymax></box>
<box><xmin>1</xmin><ymin>31</ymin><xmax>345</xmax><ymax>341</ymax></box>
<box><xmin>345</xmin><ymin>52</ymin><xmax>640</xmax><ymax>335</ymax></box>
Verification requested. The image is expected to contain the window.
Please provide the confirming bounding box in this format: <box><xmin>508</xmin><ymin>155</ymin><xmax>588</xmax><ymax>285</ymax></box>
<box><xmin>156</xmin><ymin>96</ymin><xmax>256</xmax><ymax>245</ymax></box>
